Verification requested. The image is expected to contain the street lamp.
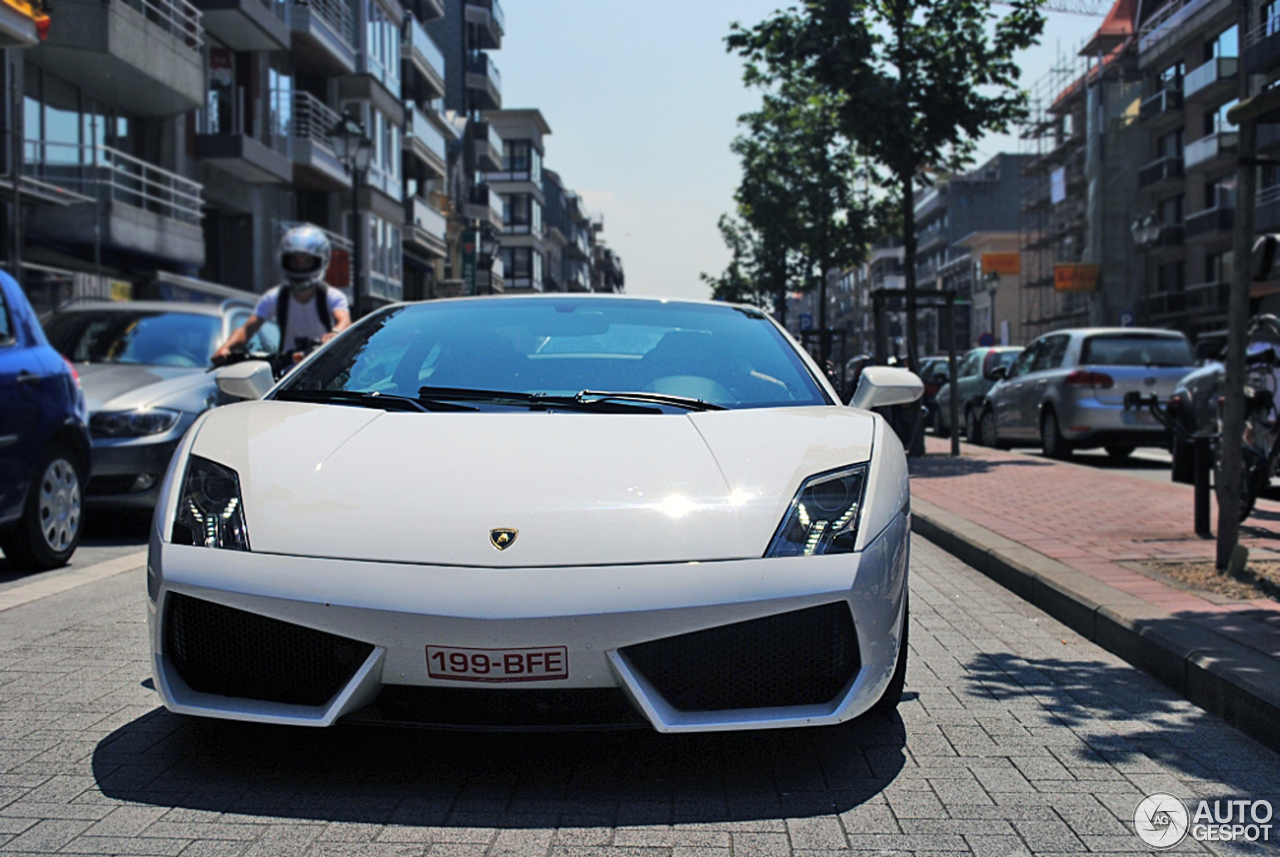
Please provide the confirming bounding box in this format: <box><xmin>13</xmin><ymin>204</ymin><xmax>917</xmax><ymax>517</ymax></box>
<box><xmin>1131</xmin><ymin>212</ymin><xmax>1162</xmax><ymax>323</ymax></box>
<box><xmin>328</xmin><ymin>113</ymin><xmax>374</xmax><ymax>318</ymax></box>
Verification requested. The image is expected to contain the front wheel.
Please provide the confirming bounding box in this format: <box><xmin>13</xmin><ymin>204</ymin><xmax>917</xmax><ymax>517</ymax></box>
<box><xmin>935</xmin><ymin>406</ymin><xmax>951</xmax><ymax>438</ymax></box>
<box><xmin>0</xmin><ymin>445</ymin><xmax>85</xmax><ymax>570</ymax></box>
<box><xmin>964</xmin><ymin>407</ymin><xmax>979</xmax><ymax>443</ymax></box>
<box><xmin>979</xmin><ymin>409</ymin><xmax>1008</xmax><ymax>449</ymax></box>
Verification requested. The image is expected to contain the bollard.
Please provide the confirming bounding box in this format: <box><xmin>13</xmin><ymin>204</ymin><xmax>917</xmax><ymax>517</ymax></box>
<box><xmin>1194</xmin><ymin>435</ymin><xmax>1212</xmax><ymax>538</ymax></box>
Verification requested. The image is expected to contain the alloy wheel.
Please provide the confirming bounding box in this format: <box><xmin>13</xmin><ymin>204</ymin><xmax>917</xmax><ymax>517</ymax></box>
<box><xmin>38</xmin><ymin>457</ymin><xmax>81</xmax><ymax>553</ymax></box>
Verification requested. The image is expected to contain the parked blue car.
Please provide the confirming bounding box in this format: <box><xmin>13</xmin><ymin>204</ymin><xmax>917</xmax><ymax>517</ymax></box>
<box><xmin>0</xmin><ymin>272</ymin><xmax>90</xmax><ymax>570</ymax></box>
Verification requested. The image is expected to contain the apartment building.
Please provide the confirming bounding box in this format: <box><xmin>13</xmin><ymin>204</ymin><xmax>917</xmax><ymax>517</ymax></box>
<box><xmin>912</xmin><ymin>153</ymin><xmax>1031</xmax><ymax>352</ymax></box>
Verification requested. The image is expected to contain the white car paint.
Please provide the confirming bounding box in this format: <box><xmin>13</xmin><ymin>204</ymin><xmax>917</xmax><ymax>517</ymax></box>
<box><xmin>147</xmin><ymin>296</ymin><xmax>916</xmax><ymax>732</ymax></box>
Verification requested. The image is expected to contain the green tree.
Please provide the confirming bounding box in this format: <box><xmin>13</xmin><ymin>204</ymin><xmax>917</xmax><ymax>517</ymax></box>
<box><xmin>727</xmin><ymin>0</ymin><xmax>1045</xmax><ymax>368</ymax></box>
<box><xmin>707</xmin><ymin>72</ymin><xmax>887</xmax><ymax>360</ymax></box>
<box><xmin>700</xmin><ymin>215</ymin><xmax>774</xmax><ymax>308</ymax></box>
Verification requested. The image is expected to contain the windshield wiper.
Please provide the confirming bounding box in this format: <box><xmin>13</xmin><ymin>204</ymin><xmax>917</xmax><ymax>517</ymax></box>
<box><xmin>416</xmin><ymin>386</ymin><xmax>669</xmax><ymax>414</ymax></box>
<box><xmin>575</xmin><ymin>390</ymin><xmax>726</xmax><ymax>411</ymax></box>
<box><xmin>276</xmin><ymin>388</ymin><xmax>476</xmax><ymax>412</ymax></box>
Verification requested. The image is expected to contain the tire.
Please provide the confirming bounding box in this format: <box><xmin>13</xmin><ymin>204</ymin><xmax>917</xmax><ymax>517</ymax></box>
<box><xmin>979</xmin><ymin>408</ymin><xmax>1008</xmax><ymax>449</ymax></box>
<box><xmin>1040</xmin><ymin>410</ymin><xmax>1073</xmax><ymax>460</ymax></box>
<box><xmin>935</xmin><ymin>406</ymin><xmax>951</xmax><ymax>438</ymax></box>
<box><xmin>1105</xmin><ymin>443</ymin><xmax>1135</xmax><ymax>461</ymax></box>
<box><xmin>874</xmin><ymin>594</ymin><xmax>909</xmax><ymax>716</ymax></box>
<box><xmin>964</xmin><ymin>407</ymin><xmax>978</xmax><ymax>443</ymax></box>
<box><xmin>1238</xmin><ymin>447</ymin><xmax>1268</xmax><ymax>523</ymax></box>
<box><xmin>1171</xmin><ymin>439</ymin><xmax>1194</xmax><ymax>484</ymax></box>
<box><xmin>0</xmin><ymin>444</ymin><xmax>85</xmax><ymax>571</ymax></box>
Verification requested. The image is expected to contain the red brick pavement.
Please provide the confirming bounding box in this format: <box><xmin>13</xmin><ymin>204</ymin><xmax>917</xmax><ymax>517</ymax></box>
<box><xmin>911</xmin><ymin>436</ymin><xmax>1280</xmax><ymax>660</ymax></box>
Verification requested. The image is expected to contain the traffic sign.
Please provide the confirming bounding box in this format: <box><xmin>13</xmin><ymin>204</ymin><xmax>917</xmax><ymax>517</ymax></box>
<box><xmin>1118</xmin><ymin>311</ymin><xmax>1135</xmax><ymax>328</ymax></box>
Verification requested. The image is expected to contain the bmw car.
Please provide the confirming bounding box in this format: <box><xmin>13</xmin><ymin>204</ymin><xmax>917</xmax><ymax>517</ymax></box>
<box><xmin>147</xmin><ymin>296</ymin><xmax>919</xmax><ymax>732</ymax></box>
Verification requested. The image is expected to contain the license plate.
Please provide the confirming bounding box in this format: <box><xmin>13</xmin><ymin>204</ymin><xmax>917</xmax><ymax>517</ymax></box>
<box><xmin>426</xmin><ymin>645</ymin><xmax>568</xmax><ymax>683</ymax></box>
<box><xmin>1123</xmin><ymin>409</ymin><xmax>1156</xmax><ymax>426</ymax></box>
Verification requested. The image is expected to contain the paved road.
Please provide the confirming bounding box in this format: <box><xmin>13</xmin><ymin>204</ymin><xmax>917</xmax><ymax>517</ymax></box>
<box><xmin>0</xmin><ymin>511</ymin><xmax>150</xmax><ymax>586</ymax></box>
<box><xmin>0</xmin><ymin>538</ymin><xmax>1276</xmax><ymax>856</ymax></box>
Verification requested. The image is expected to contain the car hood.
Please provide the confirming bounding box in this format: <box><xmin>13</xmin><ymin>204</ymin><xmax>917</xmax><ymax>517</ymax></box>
<box><xmin>77</xmin><ymin>363</ymin><xmax>213</xmax><ymax>413</ymax></box>
<box><xmin>186</xmin><ymin>402</ymin><xmax>878</xmax><ymax>566</ymax></box>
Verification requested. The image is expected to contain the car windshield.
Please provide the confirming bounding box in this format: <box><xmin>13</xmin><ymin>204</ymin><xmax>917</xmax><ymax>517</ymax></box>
<box><xmin>280</xmin><ymin>298</ymin><xmax>830</xmax><ymax>410</ymax></box>
<box><xmin>1081</xmin><ymin>335</ymin><xmax>1194</xmax><ymax>368</ymax></box>
<box><xmin>987</xmin><ymin>349</ymin><xmax>1021</xmax><ymax>372</ymax></box>
<box><xmin>44</xmin><ymin>310</ymin><xmax>222</xmax><ymax>367</ymax></box>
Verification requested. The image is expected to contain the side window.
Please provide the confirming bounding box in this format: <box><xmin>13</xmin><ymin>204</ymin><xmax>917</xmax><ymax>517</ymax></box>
<box><xmin>0</xmin><ymin>287</ymin><xmax>12</xmax><ymax>343</ymax></box>
<box><xmin>1008</xmin><ymin>343</ymin><xmax>1038</xmax><ymax>378</ymax></box>
<box><xmin>958</xmin><ymin>353</ymin><xmax>980</xmax><ymax>378</ymax></box>
<box><xmin>1032</xmin><ymin>335</ymin><xmax>1069</xmax><ymax>372</ymax></box>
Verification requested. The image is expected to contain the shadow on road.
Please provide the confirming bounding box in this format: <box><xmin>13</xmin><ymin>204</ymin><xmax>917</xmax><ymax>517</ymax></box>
<box><xmin>908</xmin><ymin>454</ymin><xmax>1052</xmax><ymax>479</ymax></box>
<box><xmin>965</xmin><ymin>652</ymin><xmax>1278</xmax><ymax>795</ymax></box>
<box><xmin>0</xmin><ymin>510</ymin><xmax>149</xmax><ymax>580</ymax></box>
<box><xmin>91</xmin><ymin>710</ymin><xmax>906</xmax><ymax>825</ymax></box>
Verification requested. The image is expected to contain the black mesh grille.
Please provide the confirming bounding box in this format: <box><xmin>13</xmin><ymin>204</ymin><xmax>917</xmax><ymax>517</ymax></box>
<box><xmin>621</xmin><ymin>602</ymin><xmax>860</xmax><ymax>712</ymax></box>
<box><xmin>346</xmin><ymin>686</ymin><xmax>649</xmax><ymax>731</ymax></box>
<box><xmin>164</xmin><ymin>593</ymin><xmax>374</xmax><ymax>707</ymax></box>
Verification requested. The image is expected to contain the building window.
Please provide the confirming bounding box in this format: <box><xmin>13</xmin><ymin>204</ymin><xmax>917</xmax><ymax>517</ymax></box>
<box><xmin>1159</xmin><ymin>194</ymin><xmax>1183</xmax><ymax>225</ymax></box>
<box><xmin>502</xmin><ymin>140</ymin><xmax>542</xmax><ymax>183</ymax></box>
<box><xmin>366</xmin><ymin>214</ymin><xmax>403</xmax><ymax>302</ymax></box>
<box><xmin>1157</xmin><ymin>62</ymin><xmax>1184</xmax><ymax>92</ymax></box>
<box><xmin>1206</xmin><ymin>25</ymin><xmax>1238</xmax><ymax>60</ymax></box>
<box><xmin>1157</xmin><ymin>128</ymin><xmax>1184</xmax><ymax>158</ymax></box>
<box><xmin>1206</xmin><ymin>176</ymin><xmax>1236</xmax><ymax>208</ymax></box>
<box><xmin>1268</xmin><ymin>1</ymin><xmax>1280</xmax><ymax>37</ymax></box>
<box><xmin>1206</xmin><ymin>251</ymin><xmax>1233</xmax><ymax>285</ymax></box>
<box><xmin>363</xmin><ymin>0</ymin><xmax>400</xmax><ymax>91</ymax></box>
<box><xmin>1157</xmin><ymin>260</ymin><xmax>1185</xmax><ymax>293</ymax></box>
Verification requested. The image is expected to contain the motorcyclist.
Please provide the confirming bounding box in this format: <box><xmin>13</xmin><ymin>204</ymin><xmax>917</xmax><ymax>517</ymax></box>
<box><xmin>214</xmin><ymin>224</ymin><xmax>352</xmax><ymax>361</ymax></box>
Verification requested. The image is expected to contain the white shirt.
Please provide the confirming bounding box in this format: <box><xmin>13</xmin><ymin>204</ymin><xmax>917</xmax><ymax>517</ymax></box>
<box><xmin>254</xmin><ymin>285</ymin><xmax>348</xmax><ymax>351</ymax></box>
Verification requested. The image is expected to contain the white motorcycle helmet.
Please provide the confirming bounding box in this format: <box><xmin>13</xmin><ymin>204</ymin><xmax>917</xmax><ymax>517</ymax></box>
<box><xmin>279</xmin><ymin>224</ymin><xmax>331</xmax><ymax>289</ymax></box>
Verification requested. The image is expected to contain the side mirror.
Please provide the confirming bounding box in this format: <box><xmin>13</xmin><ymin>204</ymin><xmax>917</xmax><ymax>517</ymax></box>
<box><xmin>850</xmin><ymin>366</ymin><xmax>924</xmax><ymax>410</ymax></box>
<box><xmin>216</xmin><ymin>361</ymin><xmax>274</xmax><ymax>401</ymax></box>
<box><xmin>986</xmin><ymin>365</ymin><xmax>1008</xmax><ymax>382</ymax></box>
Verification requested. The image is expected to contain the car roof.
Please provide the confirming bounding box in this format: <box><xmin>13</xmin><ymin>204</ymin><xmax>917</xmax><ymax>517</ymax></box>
<box><xmin>1043</xmin><ymin>327</ymin><xmax>1187</xmax><ymax>338</ymax></box>
<box><xmin>50</xmin><ymin>300</ymin><xmax>247</xmax><ymax>317</ymax></box>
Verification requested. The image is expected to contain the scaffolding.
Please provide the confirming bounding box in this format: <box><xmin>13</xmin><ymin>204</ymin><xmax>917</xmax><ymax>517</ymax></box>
<box><xmin>1019</xmin><ymin>44</ymin><xmax>1096</xmax><ymax>339</ymax></box>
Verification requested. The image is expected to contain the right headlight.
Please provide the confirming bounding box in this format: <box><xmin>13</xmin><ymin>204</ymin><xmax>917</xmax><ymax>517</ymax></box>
<box><xmin>765</xmin><ymin>465</ymin><xmax>867</xmax><ymax>557</ymax></box>
<box><xmin>171</xmin><ymin>456</ymin><xmax>250</xmax><ymax>551</ymax></box>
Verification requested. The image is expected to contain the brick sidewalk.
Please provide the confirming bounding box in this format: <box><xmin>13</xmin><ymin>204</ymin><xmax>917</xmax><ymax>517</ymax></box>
<box><xmin>910</xmin><ymin>437</ymin><xmax>1280</xmax><ymax>661</ymax></box>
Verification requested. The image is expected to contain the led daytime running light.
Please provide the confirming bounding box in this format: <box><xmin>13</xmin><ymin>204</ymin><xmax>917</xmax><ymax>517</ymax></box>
<box><xmin>765</xmin><ymin>465</ymin><xmax>867</xmax><ymax>558</ymax></box>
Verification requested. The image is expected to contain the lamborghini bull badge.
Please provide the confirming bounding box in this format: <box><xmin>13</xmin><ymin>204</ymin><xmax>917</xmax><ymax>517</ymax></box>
<box><xmin>490</xmin><ymin>528</ymin><xmax>518</xmax><ymax>550</ymax></box>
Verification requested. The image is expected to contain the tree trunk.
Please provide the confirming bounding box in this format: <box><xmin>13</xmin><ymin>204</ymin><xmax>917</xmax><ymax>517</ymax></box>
<box><xmin>900</xmin><ymin>170</ymin><xmax>919</xmax><ymax>370</ymax></box>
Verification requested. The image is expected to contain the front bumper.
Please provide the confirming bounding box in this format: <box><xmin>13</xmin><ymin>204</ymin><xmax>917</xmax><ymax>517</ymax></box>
<box><xmin>86</xmin><ymin>434</ymin><xmax>185</xmax><ymax>510</ymax></box>
<box><xmin>147</xmin><ymin>512</ymin><xmax>909</xmax><ymax>733</ymax></box>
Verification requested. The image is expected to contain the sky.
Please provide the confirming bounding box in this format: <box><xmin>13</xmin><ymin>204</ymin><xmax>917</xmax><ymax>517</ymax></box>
<box><xmin>499</xmin><ymin>1</ymin><xmax>1102</xmax><ymax>301</ymax></box>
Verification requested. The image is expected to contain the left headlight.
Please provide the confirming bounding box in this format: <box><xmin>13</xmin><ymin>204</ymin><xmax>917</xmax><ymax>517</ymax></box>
<box><xmin>765</xmin><ymin>465</ymin><xmax>867</xmax><ymax>557</ymax></box>
<box><xmin>171</xmin><ymin>456</ymin><xmax>250</xmax><ymax>551</ymax></box>
<box><xmin>90</xmin><ymin>408</ymin><xmax>181</xmax><ymax>438</ymax></box>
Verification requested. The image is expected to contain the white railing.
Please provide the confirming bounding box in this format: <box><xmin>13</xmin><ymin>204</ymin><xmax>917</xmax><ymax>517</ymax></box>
<box><xmin>282</xmin><ymin>90</ymin><xmax>342</xmax><ymax>154</ymax></box>
<box><xmin>24</xmin><ymin>140</ymin><xmax>203</xmax><ymax>225</ymax></box>
<box><xmin>293</xmin><ymin>0</ymin><xmax>354</xmax><ymax>47</ymax></box>
<box><xmin>1258</xmin><ymin>184</ymin><xmax>1280</xmax><ymax>207</ymax></box>
<box><xmin>1246</xmin><ymin>15</ymin><xmax>1280</xmax><ymax>46</ymax></box>
<box><xmin>1185</xmin><ymin>131</ymin><xmax>1236</xmax><ymax>168</ymax></box>
<box><xmin>122</xmin><ymin>0</ymin><xmax>203</xmax><ymax>50</ymax></box>
<box><xmin>409</xmin><ymin>195</ymin><xmax>446</xmax><ymax>239</ymax></box>
<box><xmin>1138</xmin><ymin>0</ymin><xmax>1212</xmax><ymax>52</ymax></box>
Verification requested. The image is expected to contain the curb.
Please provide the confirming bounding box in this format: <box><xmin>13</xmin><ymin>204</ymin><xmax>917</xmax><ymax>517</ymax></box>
<box><xmin>911</xmin><ymin>498</ymin><xmax>1280</xmax><ymax>755</ymax></box>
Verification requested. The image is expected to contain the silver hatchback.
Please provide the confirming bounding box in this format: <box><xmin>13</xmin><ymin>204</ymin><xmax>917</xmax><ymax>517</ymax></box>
<box><xmin>977</xmin><ymin>328</ymin><xmax>1195</xmax><ymax>459</ymax></box>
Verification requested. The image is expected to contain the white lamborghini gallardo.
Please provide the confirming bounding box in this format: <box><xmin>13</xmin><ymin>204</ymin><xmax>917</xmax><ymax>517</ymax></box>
<box><xmin>147</xmin><ymin>295</ymin><xmax>921</xmax><ymax>732</ymax></box>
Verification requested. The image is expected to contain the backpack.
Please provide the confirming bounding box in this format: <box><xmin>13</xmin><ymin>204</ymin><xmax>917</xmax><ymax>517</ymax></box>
<box><xmin>276</xmin><ymin>283</ymin><xmax>333</xmax><ymax>352</ymax></box>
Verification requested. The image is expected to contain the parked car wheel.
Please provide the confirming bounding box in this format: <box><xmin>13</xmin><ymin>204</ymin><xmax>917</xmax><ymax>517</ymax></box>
<box><xmin>0</xmin><ymin>444</ymin><xmax>85</xmax><ymax>570</ymax></box>
<box><xmin>873</xmin><ymin>595</ymin><xmax>908</xmax><ymax>716</ymax></box>
<box><xmin>935</xmin><ymin>407</ymin><xmax>951</xmax><ymax>438</ymax></box>
<box><xmin>1040</xmin><ymin>410</ymin><xmax>1073</xmax><ymax>460</ymax></box>
<box><xmin>1171</xmin><ymin>438</ymin><xmax>1194</xmax><ymax>484</ymax></box>
<box><xmin>1105</xmin><ymin>443</ymin><xmax>1135</xmax><ymax>461</ymax></box>
<box><xmin>979</xmin><ymin>408</ymin><xmax>1008</xmax><ymax>449</ymax></box>
<box><xmin>964</xmin><ymin>406</ymin><xmax>979</xmax><ymax>443</ymax></box>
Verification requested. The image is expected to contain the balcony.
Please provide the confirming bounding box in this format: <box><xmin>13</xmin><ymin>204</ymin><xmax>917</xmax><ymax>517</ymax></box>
<box><xmin>192</xmin><ymin>0</ymin><xmax>288</xmax><ymax>51</ymax></box>
<box><xmin>465</xmin><ymin>50</ymin><xmax>502</xmax><ymax>111</ymax></box>
<box><xmin>464</xmin><ymin>0</ymin><xmax>503</xmax><ymax>49</ymax></box>
<box><xmin>1137</xmin><ymin>155</ymin><xmax>1184</xmax><ymax>191</ymax></box>
<box><xmin>22</xmin><ymin>141</ymin><xmax>204</xmax><ymax>266</ymax></box>
<box><xmin>404</xmin><ymin>195</ymin><xmax>446</xmax><ymax>258</ymax></box>
<box><xmin>289</xmin><ymin>0</ymin><xmax>355</xmax><ymax>76</ymax></box>
<box><xmin>1257</xmin><ymin>184</ymin><xmax>1280</xmax><ymax>232</ymax></box>
<box><xmin>1184</xmin><ymin>130</ymin><xmax>1238</xmax><ymax>171</ymax></box>
<box><xmin>465</xmin><ymin>182</ymin><xmax>502</xmax><ymax>230</ymax></box>
<box><xmin>471</xmin><ymin>120</ymin><xmax>503</xmax><ymax>172</ymax></box>
<box><xmin>278</xmin><ymin>90</ymin><xmax>351</xmax><ymax>191</ymax></box>
<box><xmin>1259</xmin><ymin>122</ymin><xmax>1280</xmax><ymax>151</ymax></box>
<box><xmin>404</xmin><ymin>105</ymin><xmax>446</xmax><ymax>179</ymax></box>
<box><xmin>1185</xmin><ymin>281</ymin><xmax>1230</xmax><ymax>312</ymax></box>
<box><xmin>1245</xmin><ymin>19</ymin><xmax>1280</xmax><ymax>75</ymax></box>
<box><xmin>1184</xmin><ymin>204</ymin><xmax>1234</xmax><ymax>241</ymax></box>
<box><xmin>1140</xmin><ymin>290</ymin><xmax>1188</xmax><ymax>321</ymax></box>
<box><xmin>403</xmin><ymin>15</ymin><xmax>445</xmax><ymax>100</ymax></box>
<box><xmin>566</xmin><ymin>224</ymin><xmax>590</xmax><ymax>260</ymax></box>
<box><xmin>31</xmin><ymin>0</ymin><xmax>203</xmax><ymax>116</ymax></box>
<box><xmin>194</xmin><ymin>87</ymin><xmax>292</xmax><ymax>184</ymax></box>
<box><xmin>1139</xmin><ymin>89</ymin><xmax>1184</xmax><ymax>128</ymax></box>
<box><xmin>1184</xmin><ymin>56</ymin><xmax>1238</xmax><ymax>102</ymax></box>
<box><xmin>913</xmin><ymin>186</ymin><xmax>945</xmax><ymax>223</ymax></box>
<box><xmin>1137</xmin><ymin>0</ymin><xmax>1214</xmax><ymax>56</ymax></box>
<box><xmin>565</xmin><ymin>259</ymin><xmax>591</xmax><ymax>292</ymax></box>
